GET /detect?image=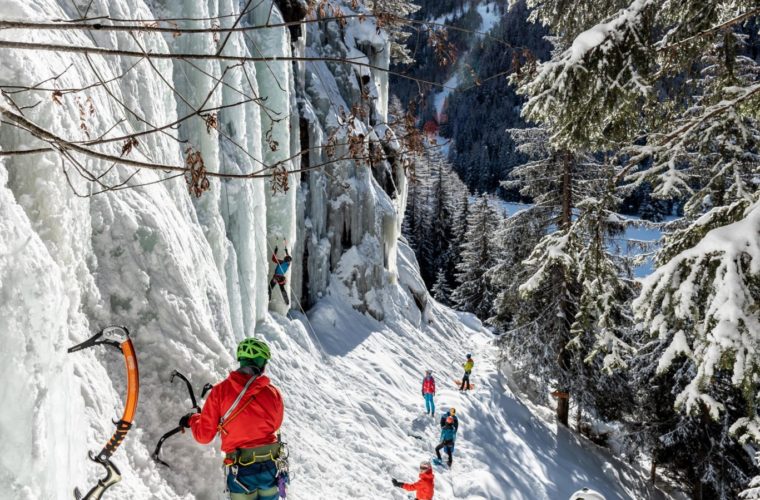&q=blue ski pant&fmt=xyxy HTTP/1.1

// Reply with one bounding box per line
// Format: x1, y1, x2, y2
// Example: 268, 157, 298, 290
424, 393, 435, 414
227, 461, 279, 500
